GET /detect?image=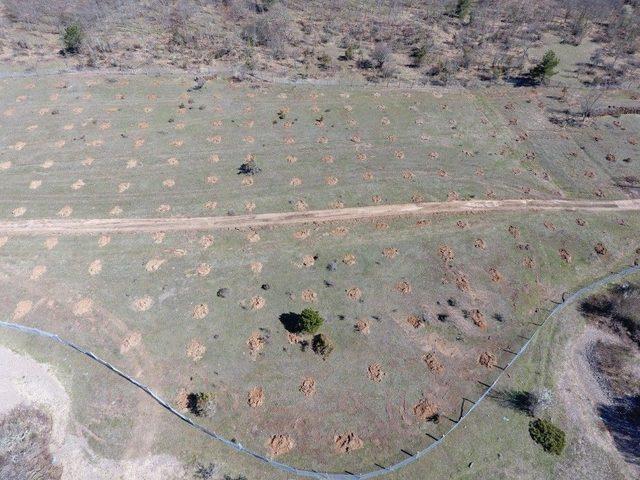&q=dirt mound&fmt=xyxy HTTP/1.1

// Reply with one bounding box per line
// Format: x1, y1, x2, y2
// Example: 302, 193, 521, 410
332, 227, 349, 237
144, 258, 165, 272
594, 242, 607, 255
523, 256, 535, 268
559, 248, 572, 263
301, 289, 317, 303
250, 296, 266, 309
455, 273, 470, 292
199, 235, 214, 249
439, 245, 454, 262
186, 339, 206, 361
470, 309, 487, 329
73, 298, 93, 316
44, 237, 58, 250
413, 397, 439, 420
152, 232, 165, 244
192, 303, 209, 319
375, 222, 388, 230
267, 434, 294, 457
488, 267, 501, 282
299, 377, 316, 397
132, 296, 153, 312
30, 265, 47, 281
294, 230, 310, 240
120, 331, 142, 354
354, 319, 370, 334
247, 332, 266, 357
301, 255, 316, 267
88, 259, 102, 276
478, 351, 497, 368
367, 363, 385, 382
474, 238, 486, 249
508, 225, 520, 238
334, 432, 363, 453
346, 287, 362, 300
423, 352, 444, 374
13, 300, 32, 320
407, 315, 422, 328
395, 281, 412, 294
250, 262, 263, 273
382, 248, 398, 259
342, 254, 356, 265
247, 386, 264, 407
